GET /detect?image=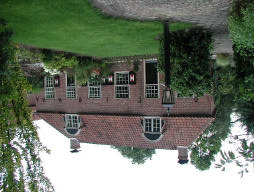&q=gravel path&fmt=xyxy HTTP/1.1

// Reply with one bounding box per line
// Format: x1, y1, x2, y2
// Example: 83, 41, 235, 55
91, 0, 234, 54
